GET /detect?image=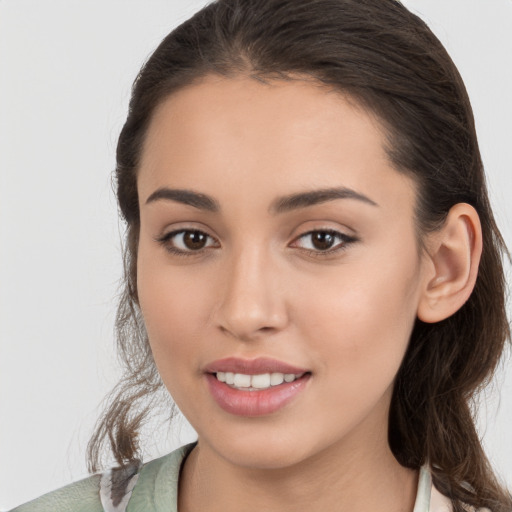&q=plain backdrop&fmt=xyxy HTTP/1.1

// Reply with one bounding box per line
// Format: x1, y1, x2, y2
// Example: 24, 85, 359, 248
0, 0, 511, 509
